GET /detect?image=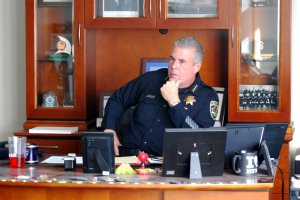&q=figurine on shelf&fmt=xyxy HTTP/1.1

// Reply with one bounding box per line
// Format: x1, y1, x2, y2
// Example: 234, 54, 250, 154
49, 34, 73, 62
53, 35, 72, 55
